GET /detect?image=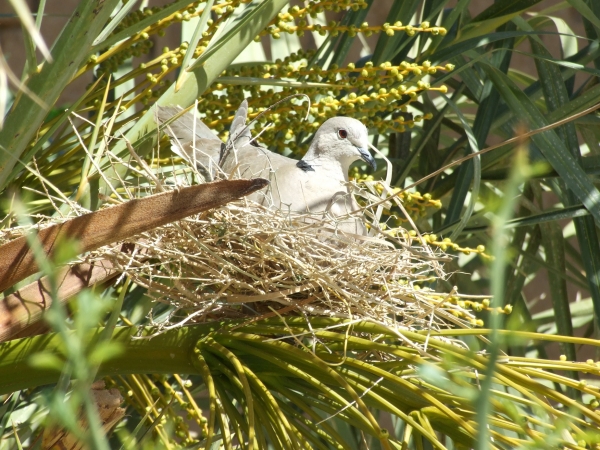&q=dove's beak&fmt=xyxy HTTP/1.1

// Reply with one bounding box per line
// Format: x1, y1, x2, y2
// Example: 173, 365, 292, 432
357, 147, 377, 171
